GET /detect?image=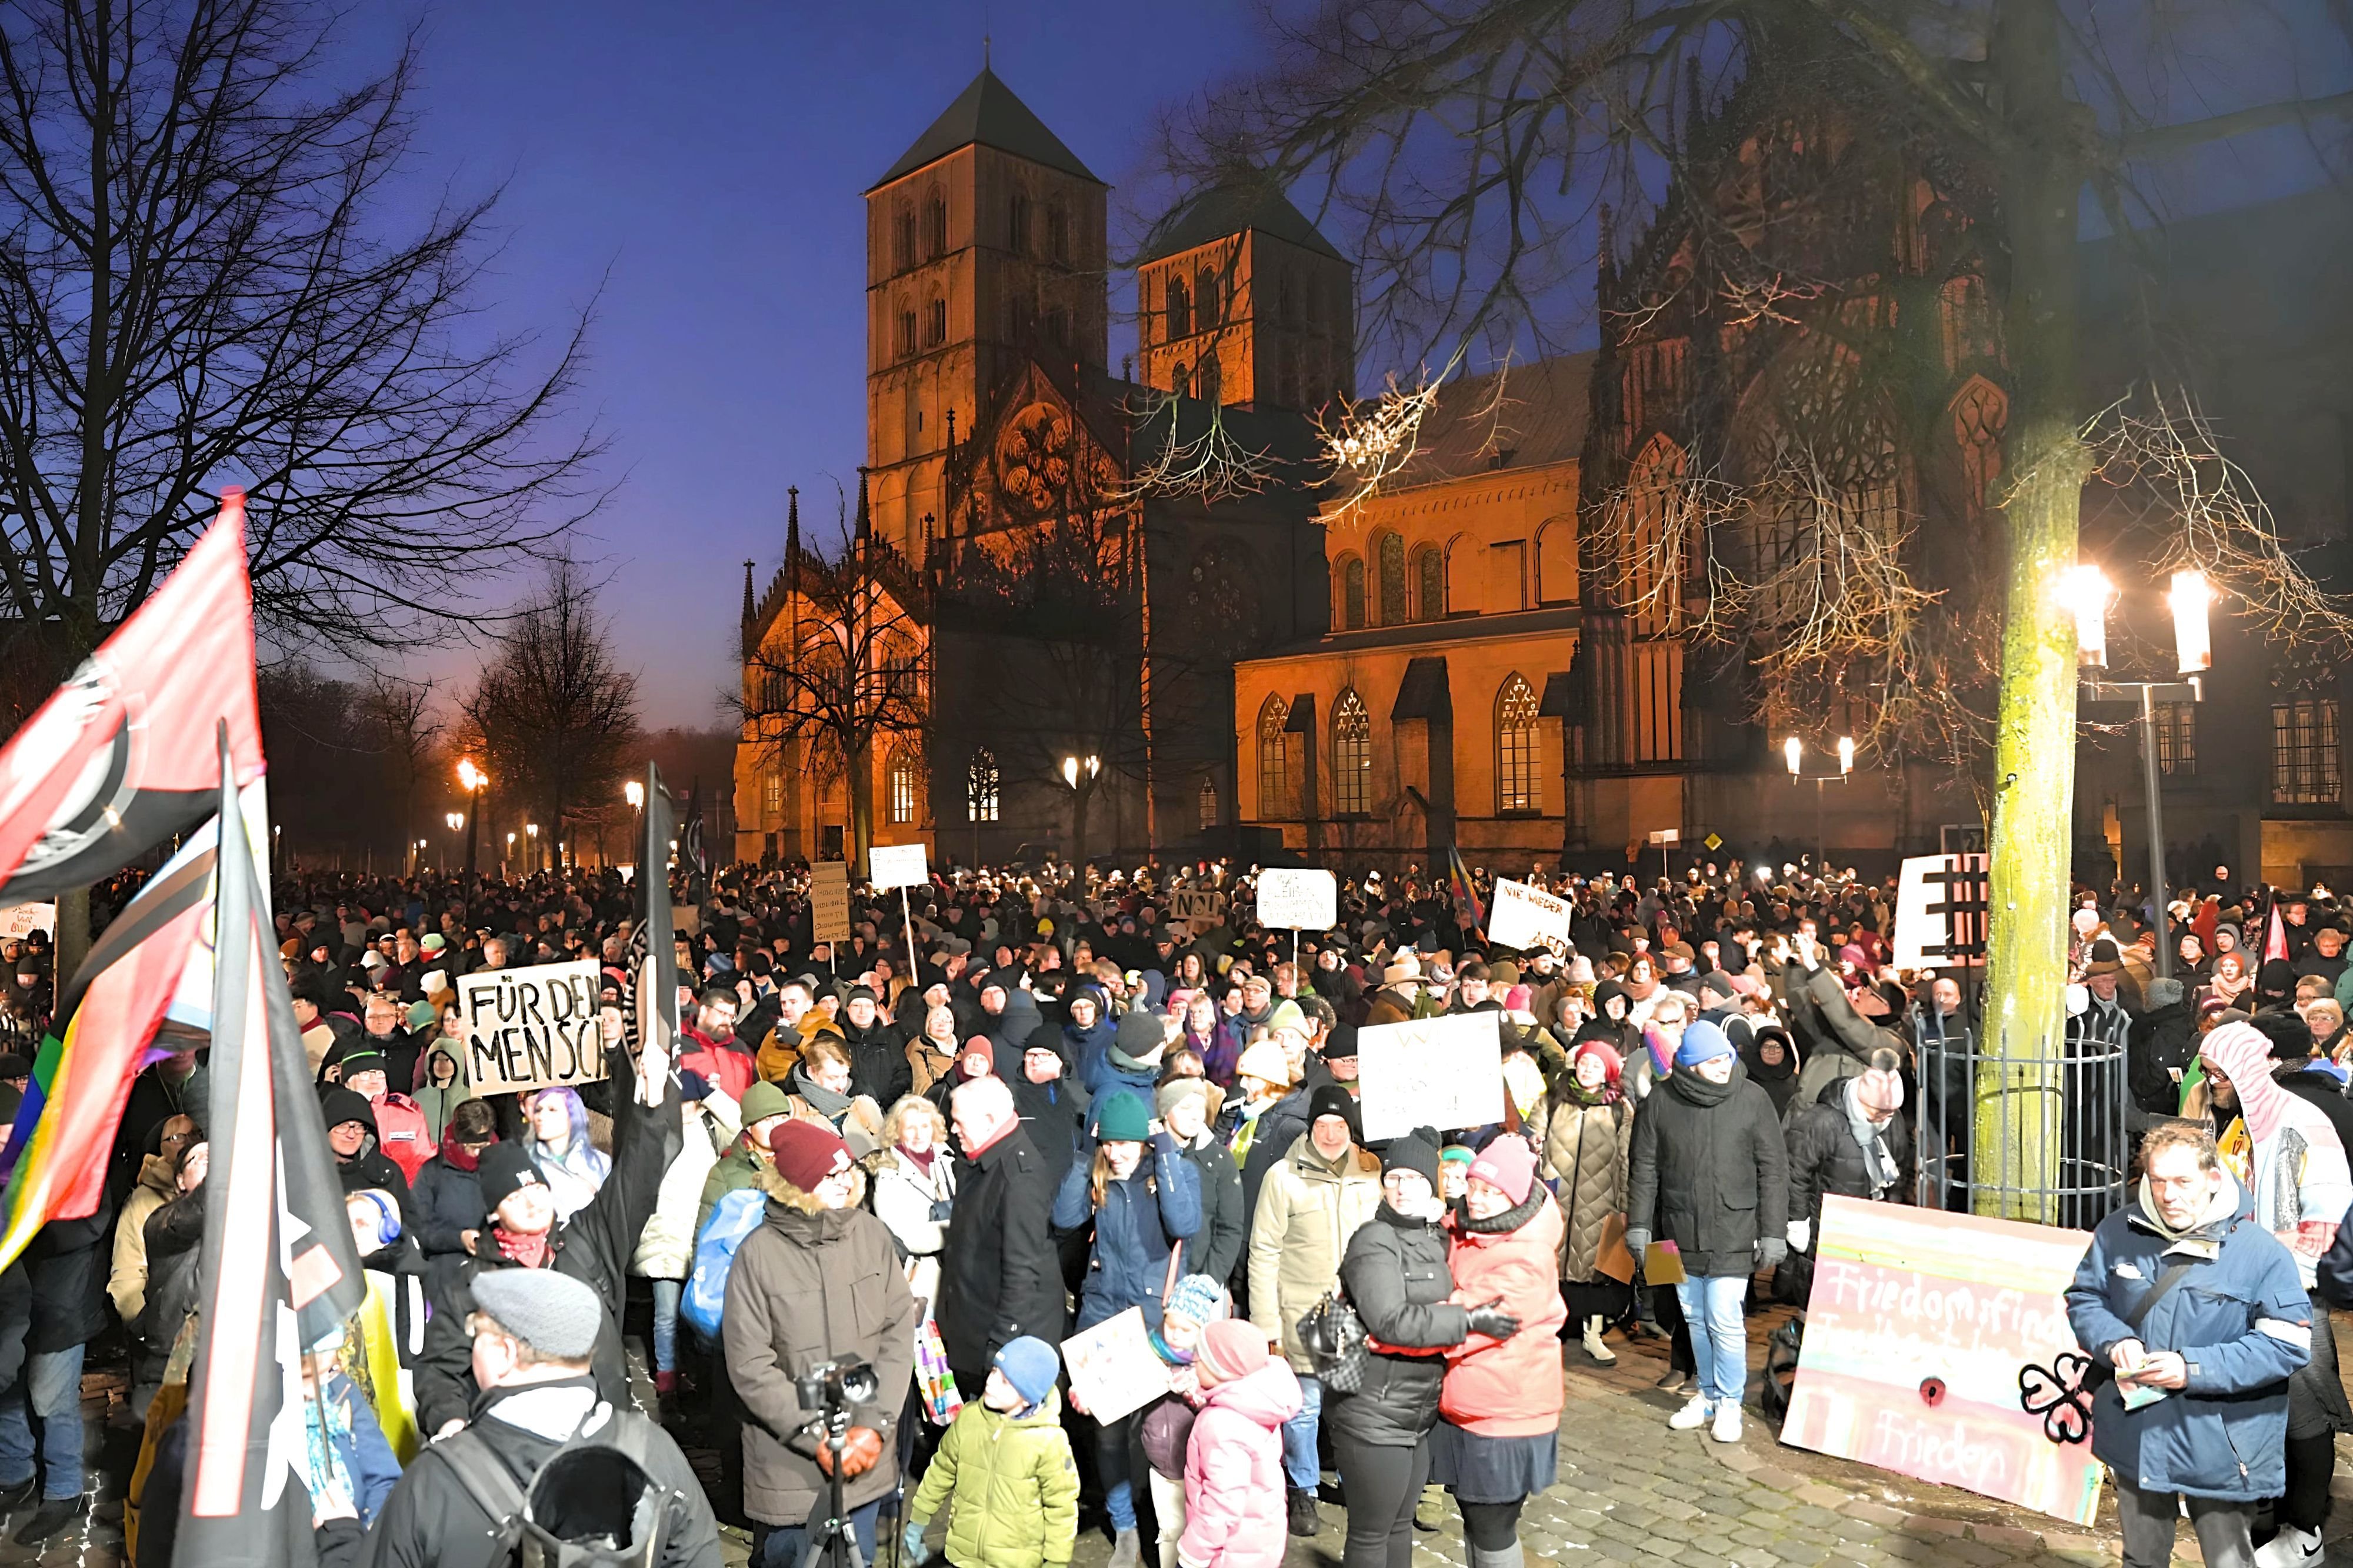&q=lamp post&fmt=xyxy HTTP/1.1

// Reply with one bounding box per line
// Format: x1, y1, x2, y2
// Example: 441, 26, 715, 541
504, 831, 515, 879
525, 822, 539, 876
456, 758, 487, 875
444, 813, 463, 875
1785, 735, 1855, 873
2066, 564, 2212, 981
